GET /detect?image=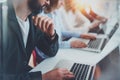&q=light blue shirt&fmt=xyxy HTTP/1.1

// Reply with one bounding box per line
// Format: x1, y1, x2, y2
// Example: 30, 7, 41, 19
41, 10, 82, 48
